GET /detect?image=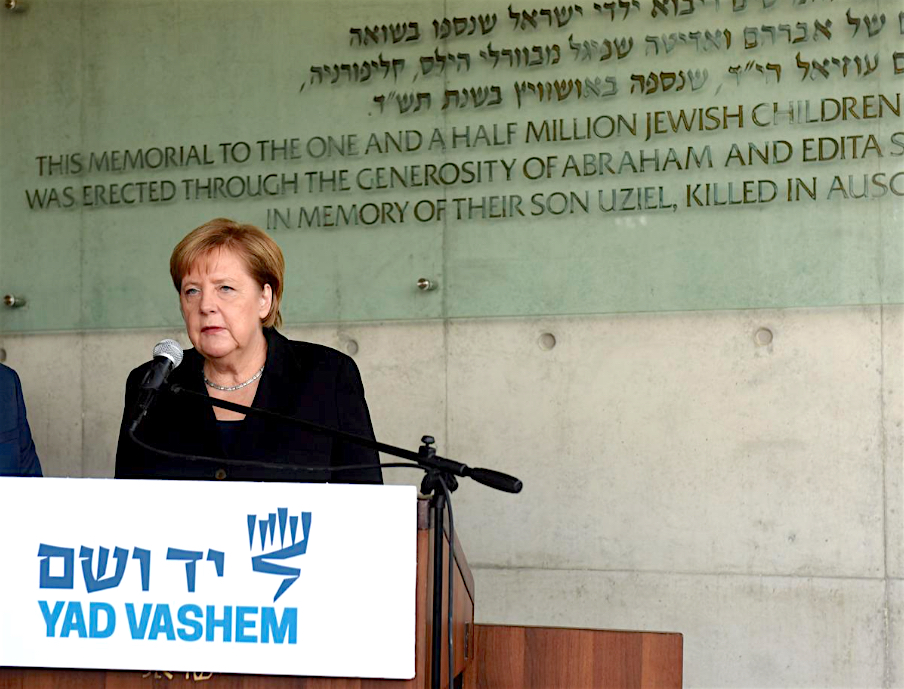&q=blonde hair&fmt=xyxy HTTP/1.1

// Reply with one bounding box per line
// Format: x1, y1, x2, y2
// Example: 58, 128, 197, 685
170, 218, 285, 328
